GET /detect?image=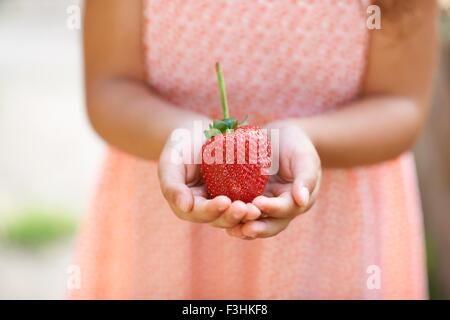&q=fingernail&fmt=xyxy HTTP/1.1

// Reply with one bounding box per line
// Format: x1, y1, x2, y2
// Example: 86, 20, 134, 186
300, 187, 310, 206
252, 199, 265, 210
246, 227, 261, 239
247, 233, 257, 239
